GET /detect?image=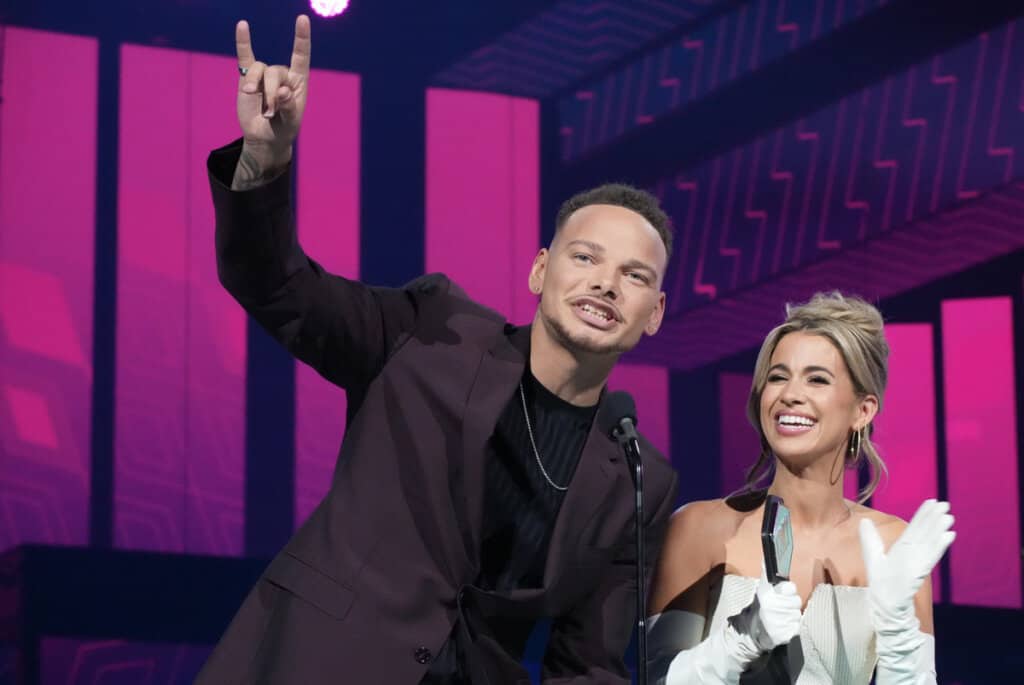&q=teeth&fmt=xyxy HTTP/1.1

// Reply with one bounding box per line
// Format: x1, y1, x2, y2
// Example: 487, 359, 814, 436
778, 415, 815, 427
580, 303, 611, 321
